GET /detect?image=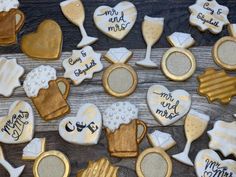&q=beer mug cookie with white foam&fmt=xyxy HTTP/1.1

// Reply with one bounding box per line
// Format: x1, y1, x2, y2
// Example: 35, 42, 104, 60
103, 102, 147, 158
23, 65, 70, 121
